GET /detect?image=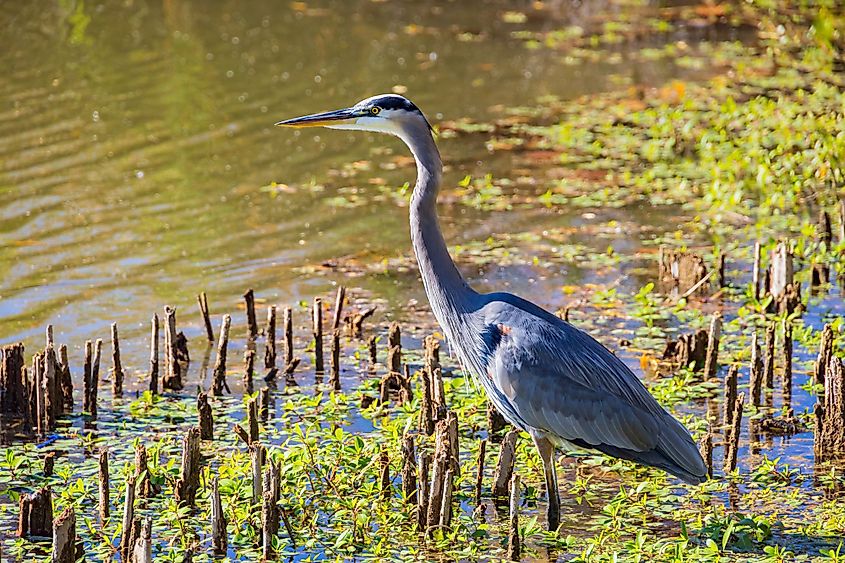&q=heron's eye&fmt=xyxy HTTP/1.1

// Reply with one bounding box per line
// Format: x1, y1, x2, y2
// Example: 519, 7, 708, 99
370, 106, 381, 115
